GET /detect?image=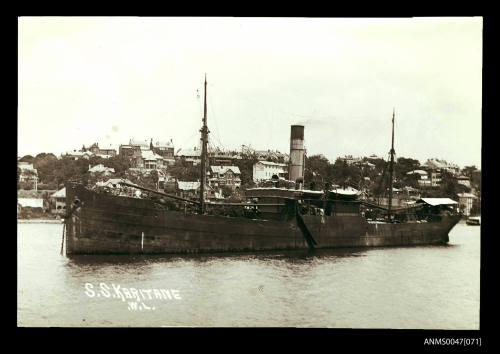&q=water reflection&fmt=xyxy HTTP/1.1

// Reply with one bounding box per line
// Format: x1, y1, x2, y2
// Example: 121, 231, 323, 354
65, 247, 368, 267
18, 222, 480, 328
